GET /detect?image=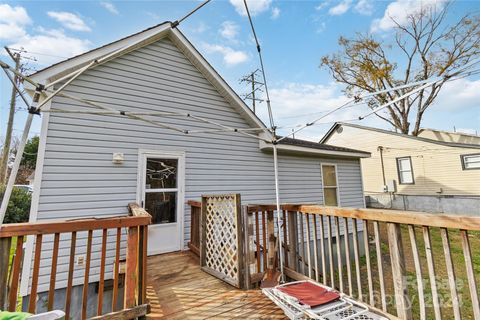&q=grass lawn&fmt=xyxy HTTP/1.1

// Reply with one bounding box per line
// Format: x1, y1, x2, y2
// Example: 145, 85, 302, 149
341, 223, 480, 320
